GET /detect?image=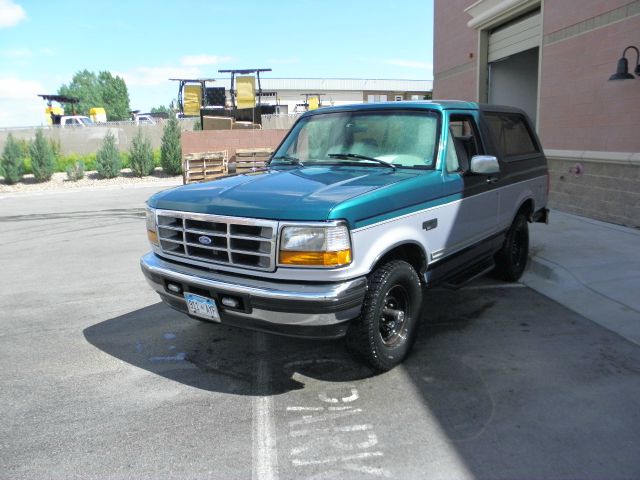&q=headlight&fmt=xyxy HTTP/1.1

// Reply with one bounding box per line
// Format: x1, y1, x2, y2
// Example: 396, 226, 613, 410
279, 224, 351, 267
145, 207, 159, 245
